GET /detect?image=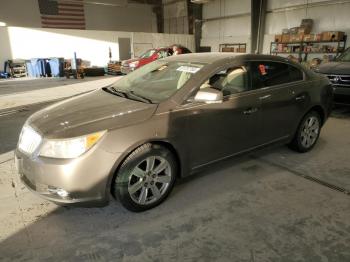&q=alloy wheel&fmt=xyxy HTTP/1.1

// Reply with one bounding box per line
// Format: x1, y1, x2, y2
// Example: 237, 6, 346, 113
128, 156, 172, 205
300, 116, 320, 148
